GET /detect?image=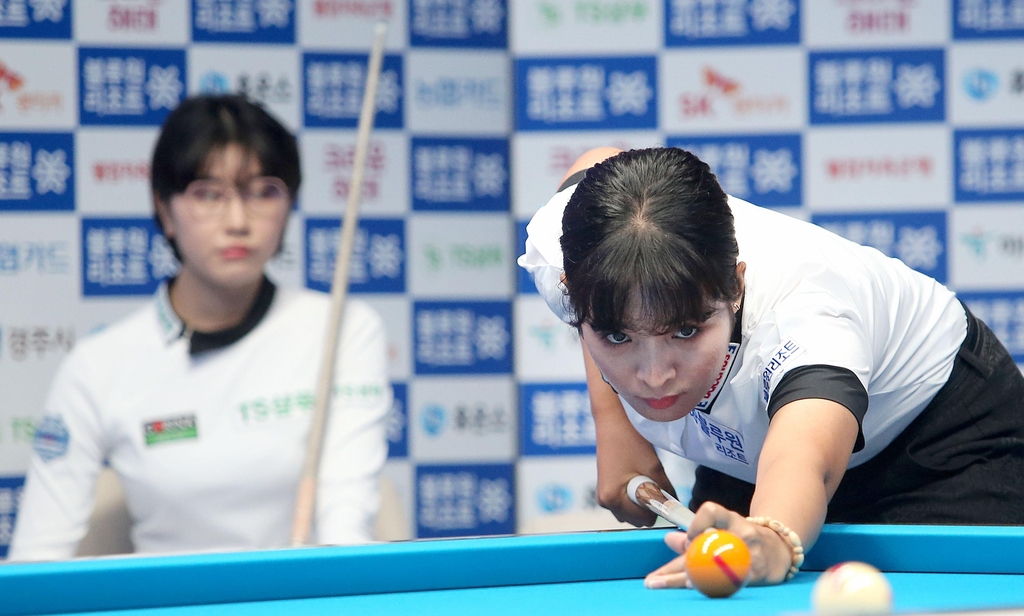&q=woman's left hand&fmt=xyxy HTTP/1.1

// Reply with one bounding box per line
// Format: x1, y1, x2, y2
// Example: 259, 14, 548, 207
643, 501, 793, 589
